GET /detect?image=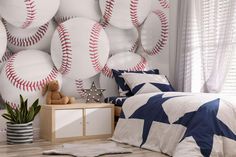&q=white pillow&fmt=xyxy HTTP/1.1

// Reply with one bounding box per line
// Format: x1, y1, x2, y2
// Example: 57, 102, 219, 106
122, 73, 175, 95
